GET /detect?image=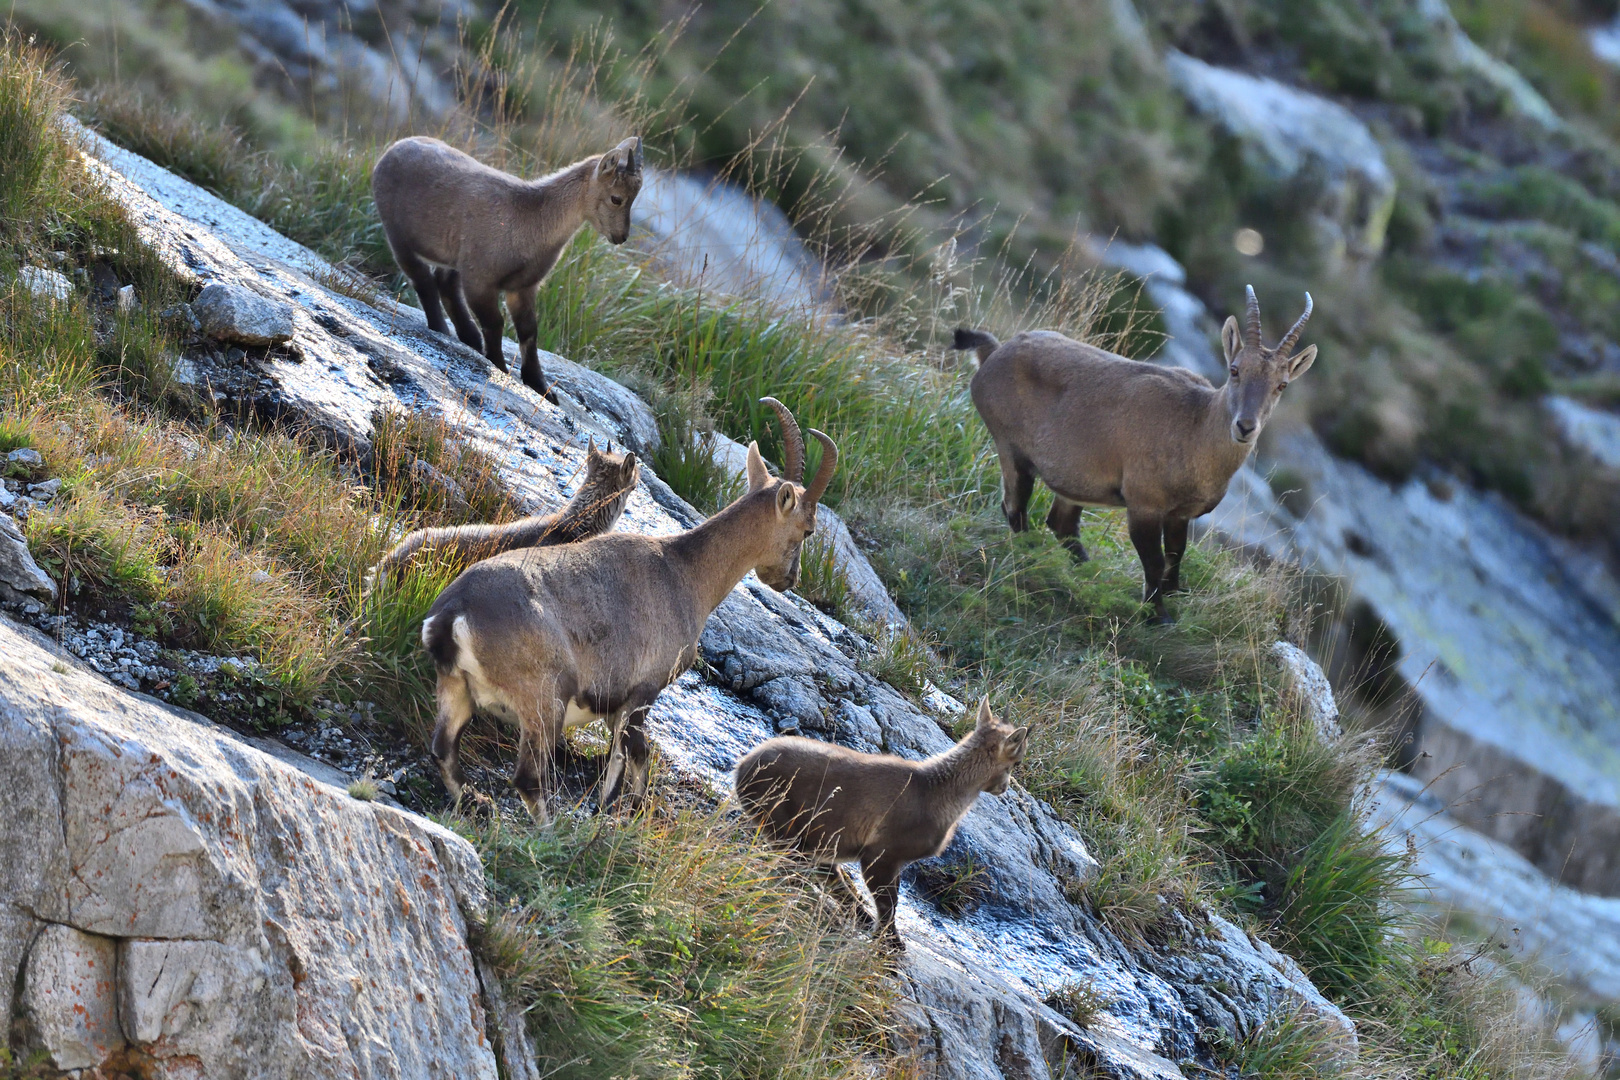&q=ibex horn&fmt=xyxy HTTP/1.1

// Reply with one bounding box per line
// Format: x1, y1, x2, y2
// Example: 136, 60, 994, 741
1244, 284, 1262, 349
760, 396, 804, 482
804, 429, 838, 506
1277, 292, 1314, 357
